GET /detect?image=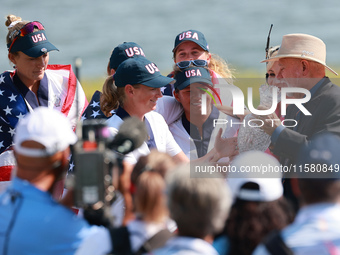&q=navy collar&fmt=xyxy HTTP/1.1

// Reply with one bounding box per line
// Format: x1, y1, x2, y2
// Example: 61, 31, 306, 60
13, 73, 49, 108
115, 106, 131, 120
